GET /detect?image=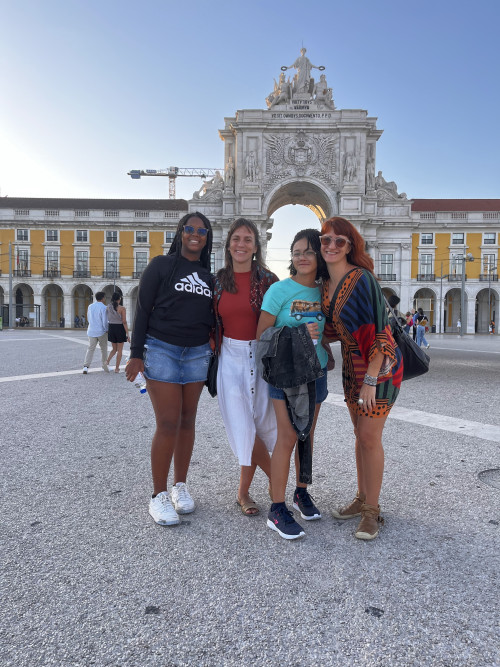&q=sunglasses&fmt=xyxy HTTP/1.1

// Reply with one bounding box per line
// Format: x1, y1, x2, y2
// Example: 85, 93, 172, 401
319, 235, 350, 248
183, 225, 208, 237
